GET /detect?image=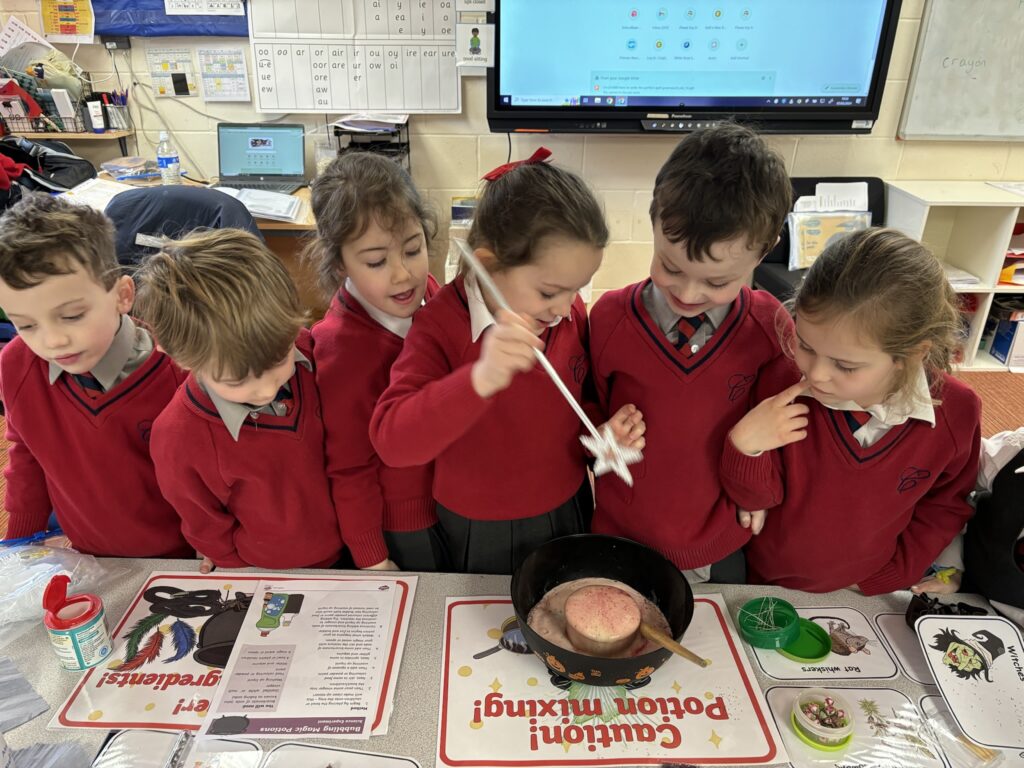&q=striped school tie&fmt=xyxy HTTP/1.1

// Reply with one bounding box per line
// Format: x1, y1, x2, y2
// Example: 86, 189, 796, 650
244, 384, 293, 416
72, 373, 104, 392
674, 313, 706, 355
843, 409, 873, 433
